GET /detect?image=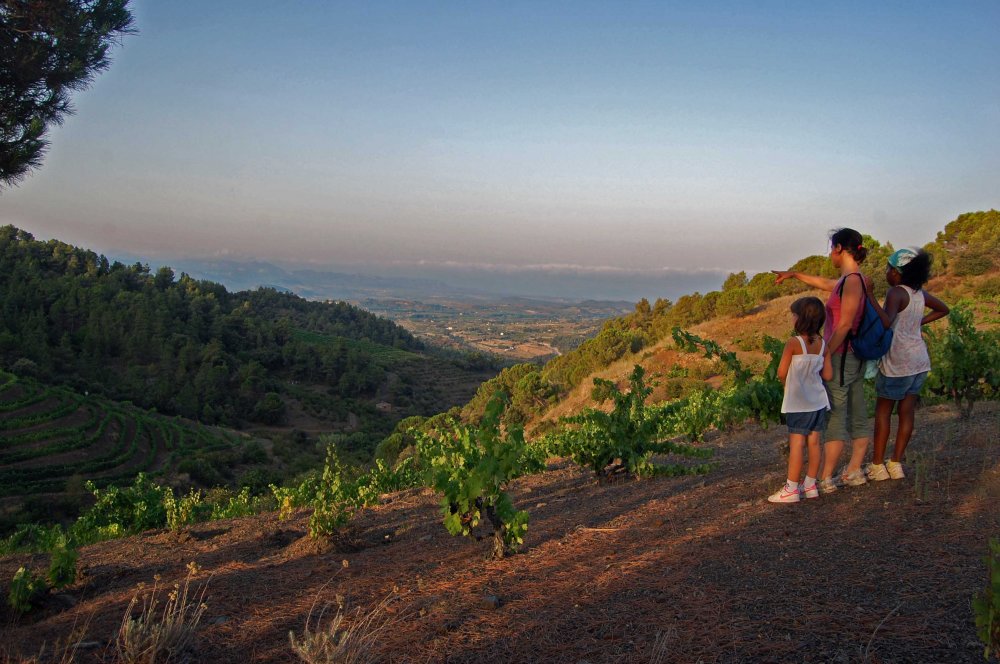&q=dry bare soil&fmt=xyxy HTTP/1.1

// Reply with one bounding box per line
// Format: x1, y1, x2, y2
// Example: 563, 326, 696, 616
2, 402, 998, 663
